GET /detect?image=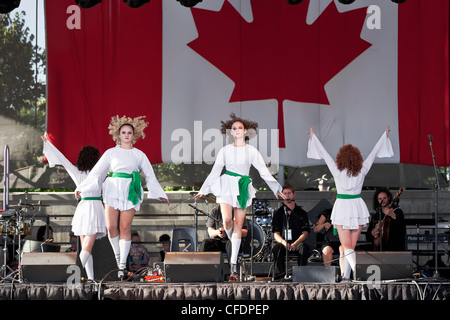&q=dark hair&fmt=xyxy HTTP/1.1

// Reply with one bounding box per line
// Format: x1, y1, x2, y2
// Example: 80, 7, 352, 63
37, 226, 53, 241
372, 187, 393, 211
159, 234, 171, 242
282, 184, 296, 194
220, 113, 258, 141
76, 145, 100, 172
